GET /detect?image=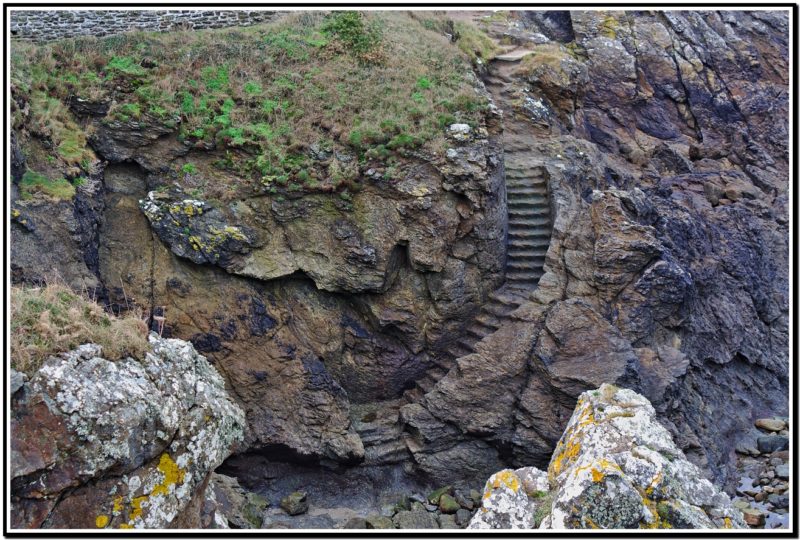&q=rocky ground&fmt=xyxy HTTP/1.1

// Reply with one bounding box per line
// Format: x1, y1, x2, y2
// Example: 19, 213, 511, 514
732, 417, 790, 529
